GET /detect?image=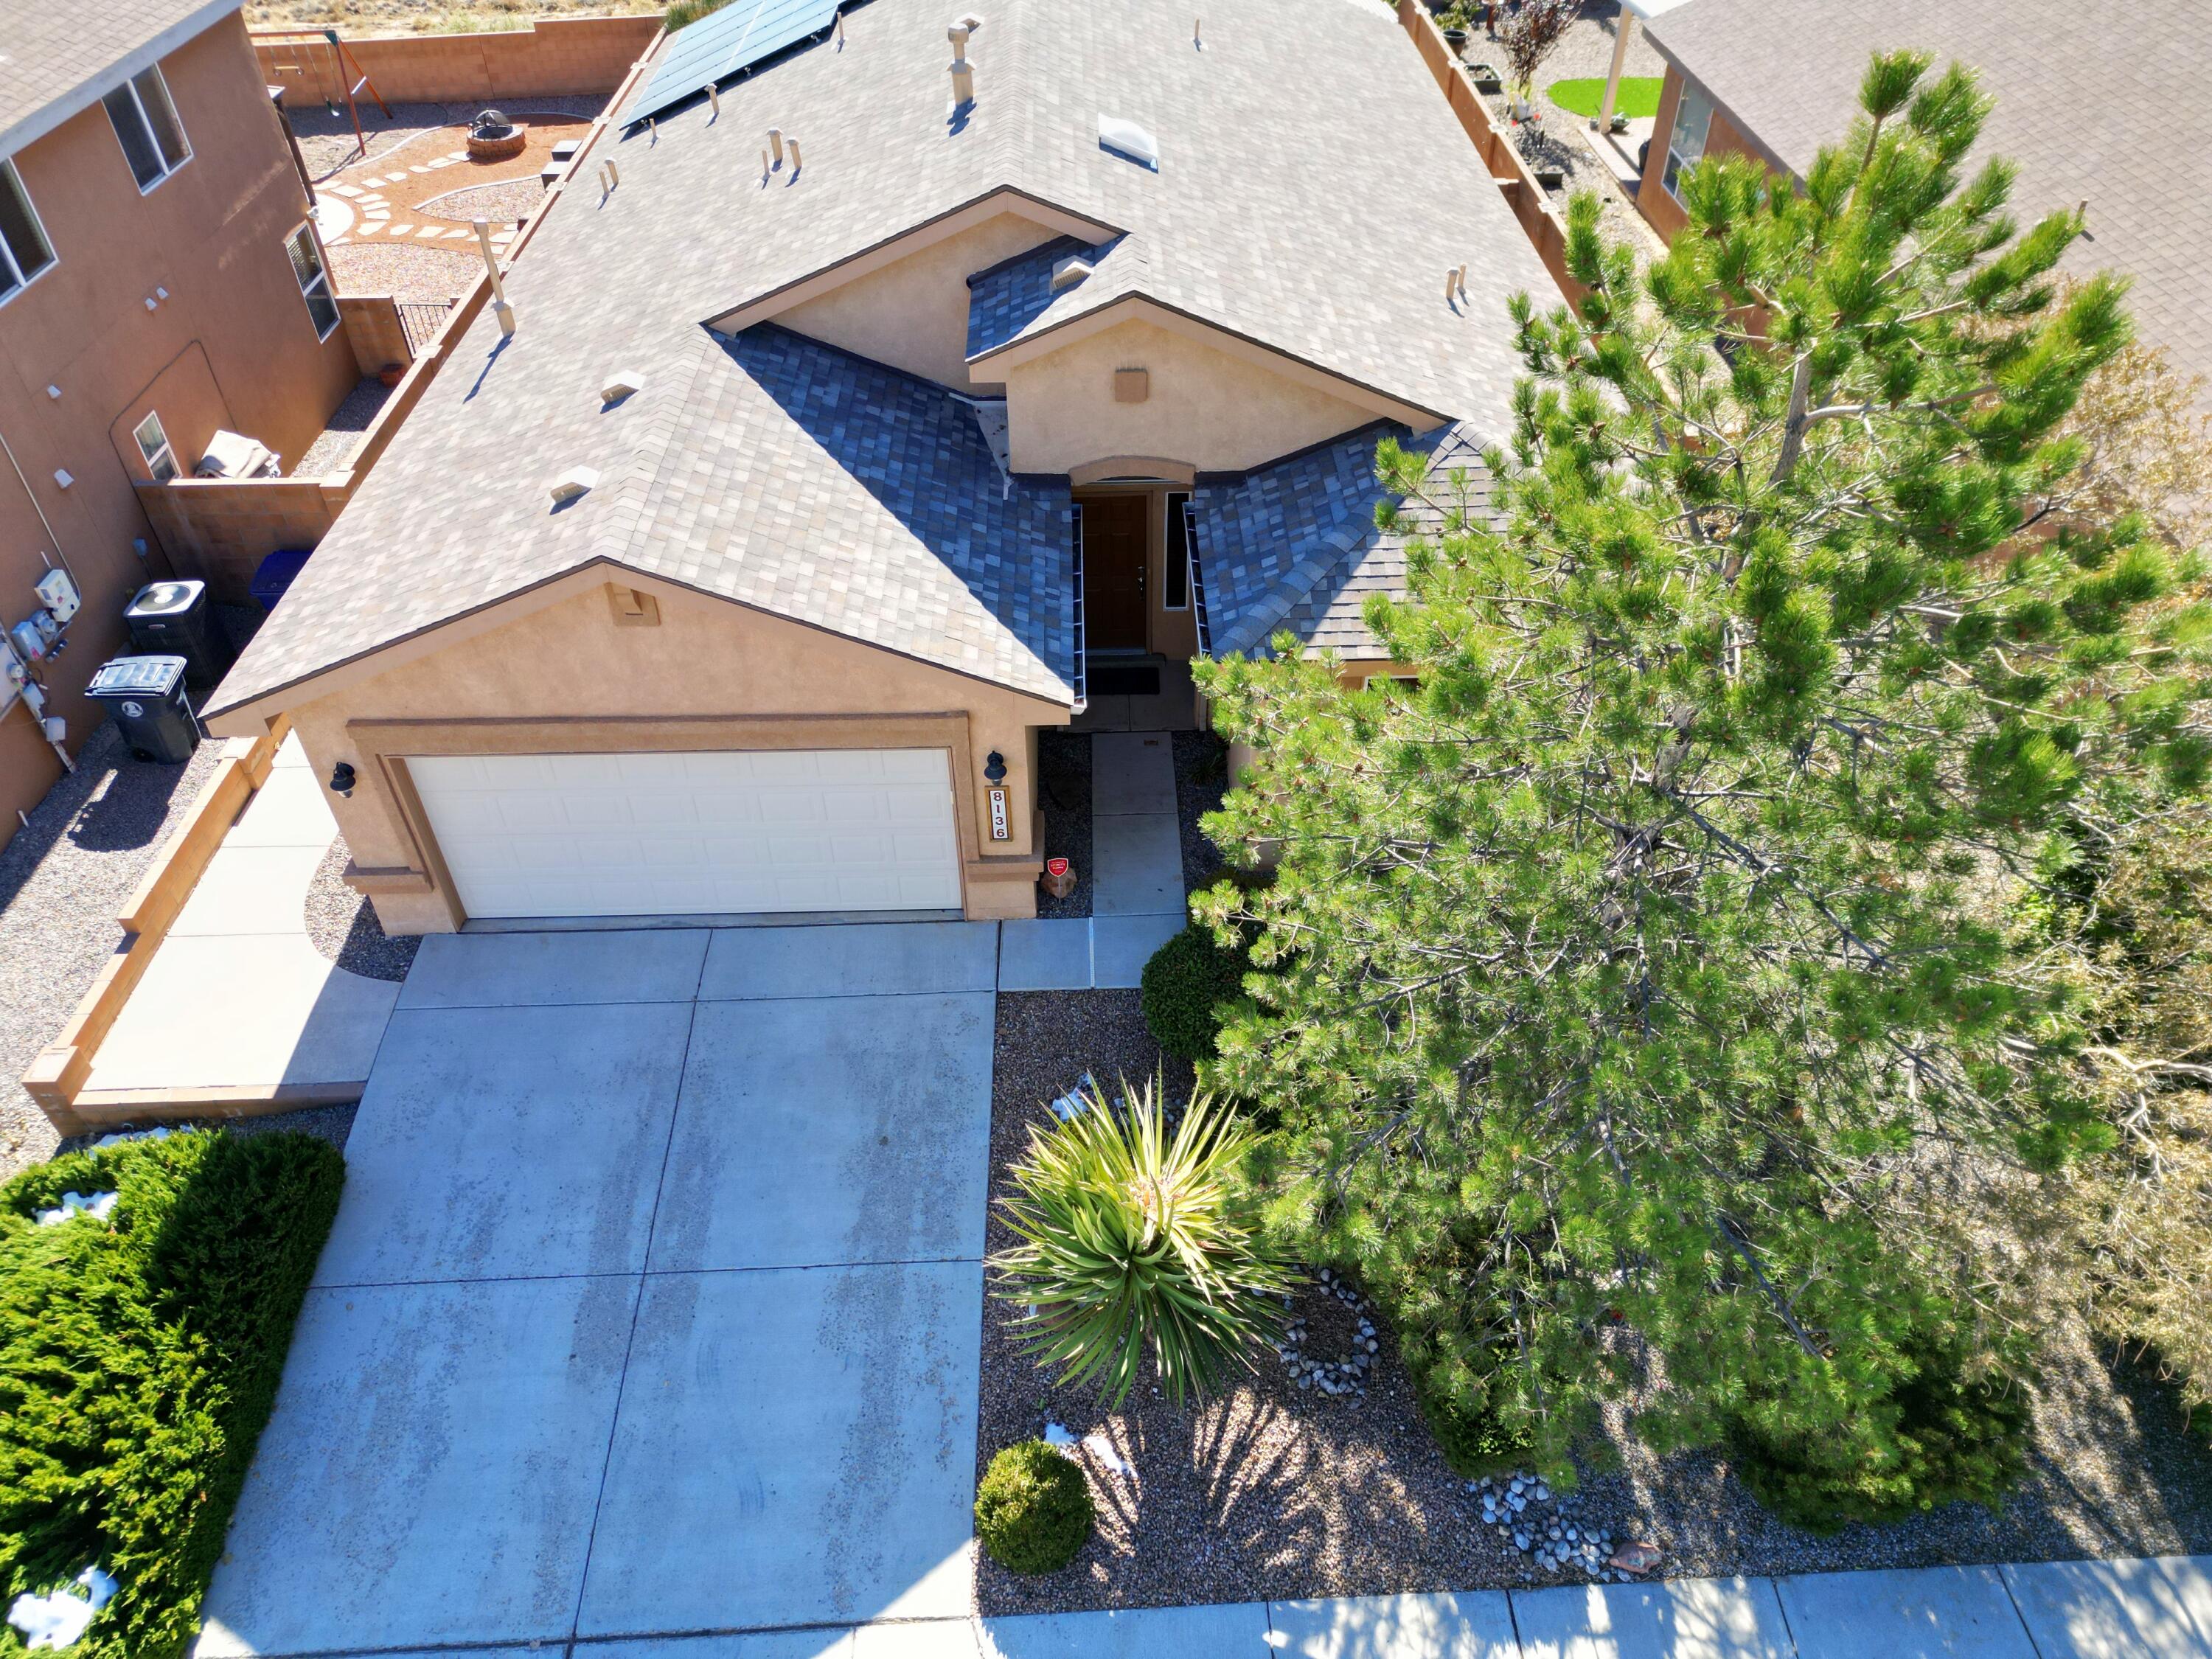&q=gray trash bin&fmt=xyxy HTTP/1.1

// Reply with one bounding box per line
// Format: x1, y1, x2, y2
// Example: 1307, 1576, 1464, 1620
86, 655, 200, 763
125, 580, 228, 684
